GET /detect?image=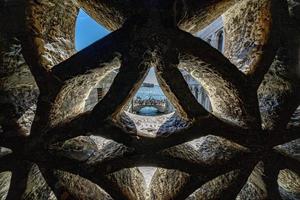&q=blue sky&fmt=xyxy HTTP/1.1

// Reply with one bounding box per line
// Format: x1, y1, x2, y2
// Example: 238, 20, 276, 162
75, 9, 157, 84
